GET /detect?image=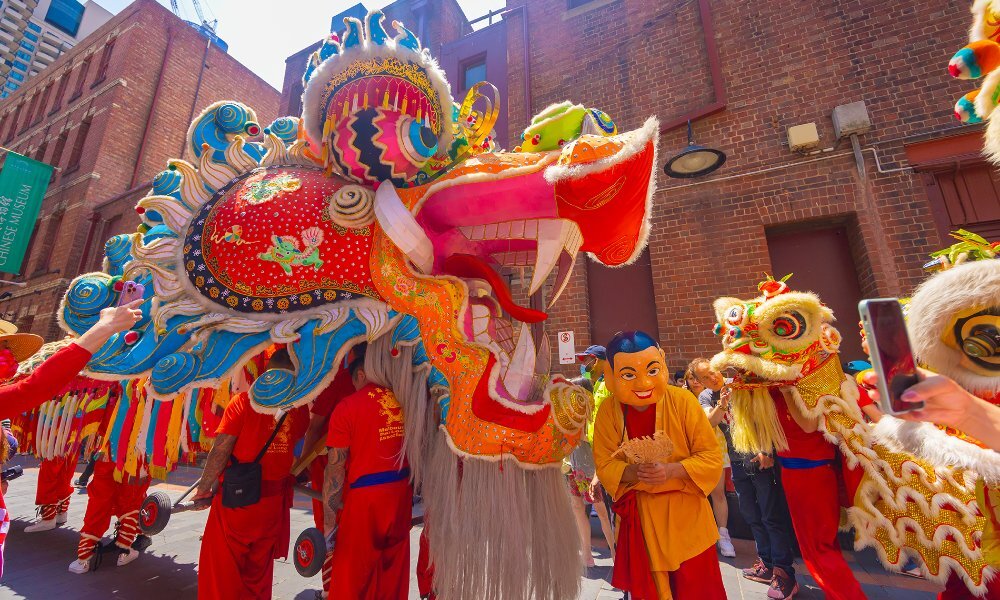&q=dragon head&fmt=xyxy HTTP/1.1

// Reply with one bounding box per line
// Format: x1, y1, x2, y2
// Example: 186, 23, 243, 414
58, 11, 659, 470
